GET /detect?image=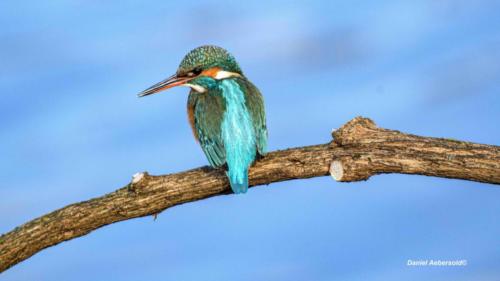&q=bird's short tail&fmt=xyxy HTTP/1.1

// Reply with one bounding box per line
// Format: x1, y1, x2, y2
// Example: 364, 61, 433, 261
227, 169, 249, 194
